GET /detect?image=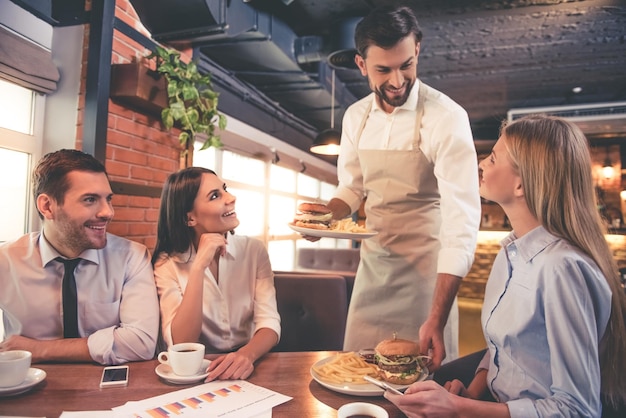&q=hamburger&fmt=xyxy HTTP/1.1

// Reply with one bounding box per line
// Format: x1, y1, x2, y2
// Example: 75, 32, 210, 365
374, 338, 423, 385
294, 202, 333, 230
